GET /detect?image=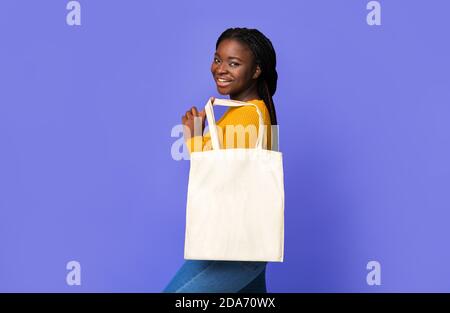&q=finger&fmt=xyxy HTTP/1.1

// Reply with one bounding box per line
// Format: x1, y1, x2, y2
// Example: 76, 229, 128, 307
191, 106, 199, 116
181, 115, 187, 124
186, 111, 193, 119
